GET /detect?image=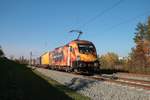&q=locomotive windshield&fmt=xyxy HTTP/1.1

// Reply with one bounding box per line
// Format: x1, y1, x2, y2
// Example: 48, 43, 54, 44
78, 43, 95, 54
